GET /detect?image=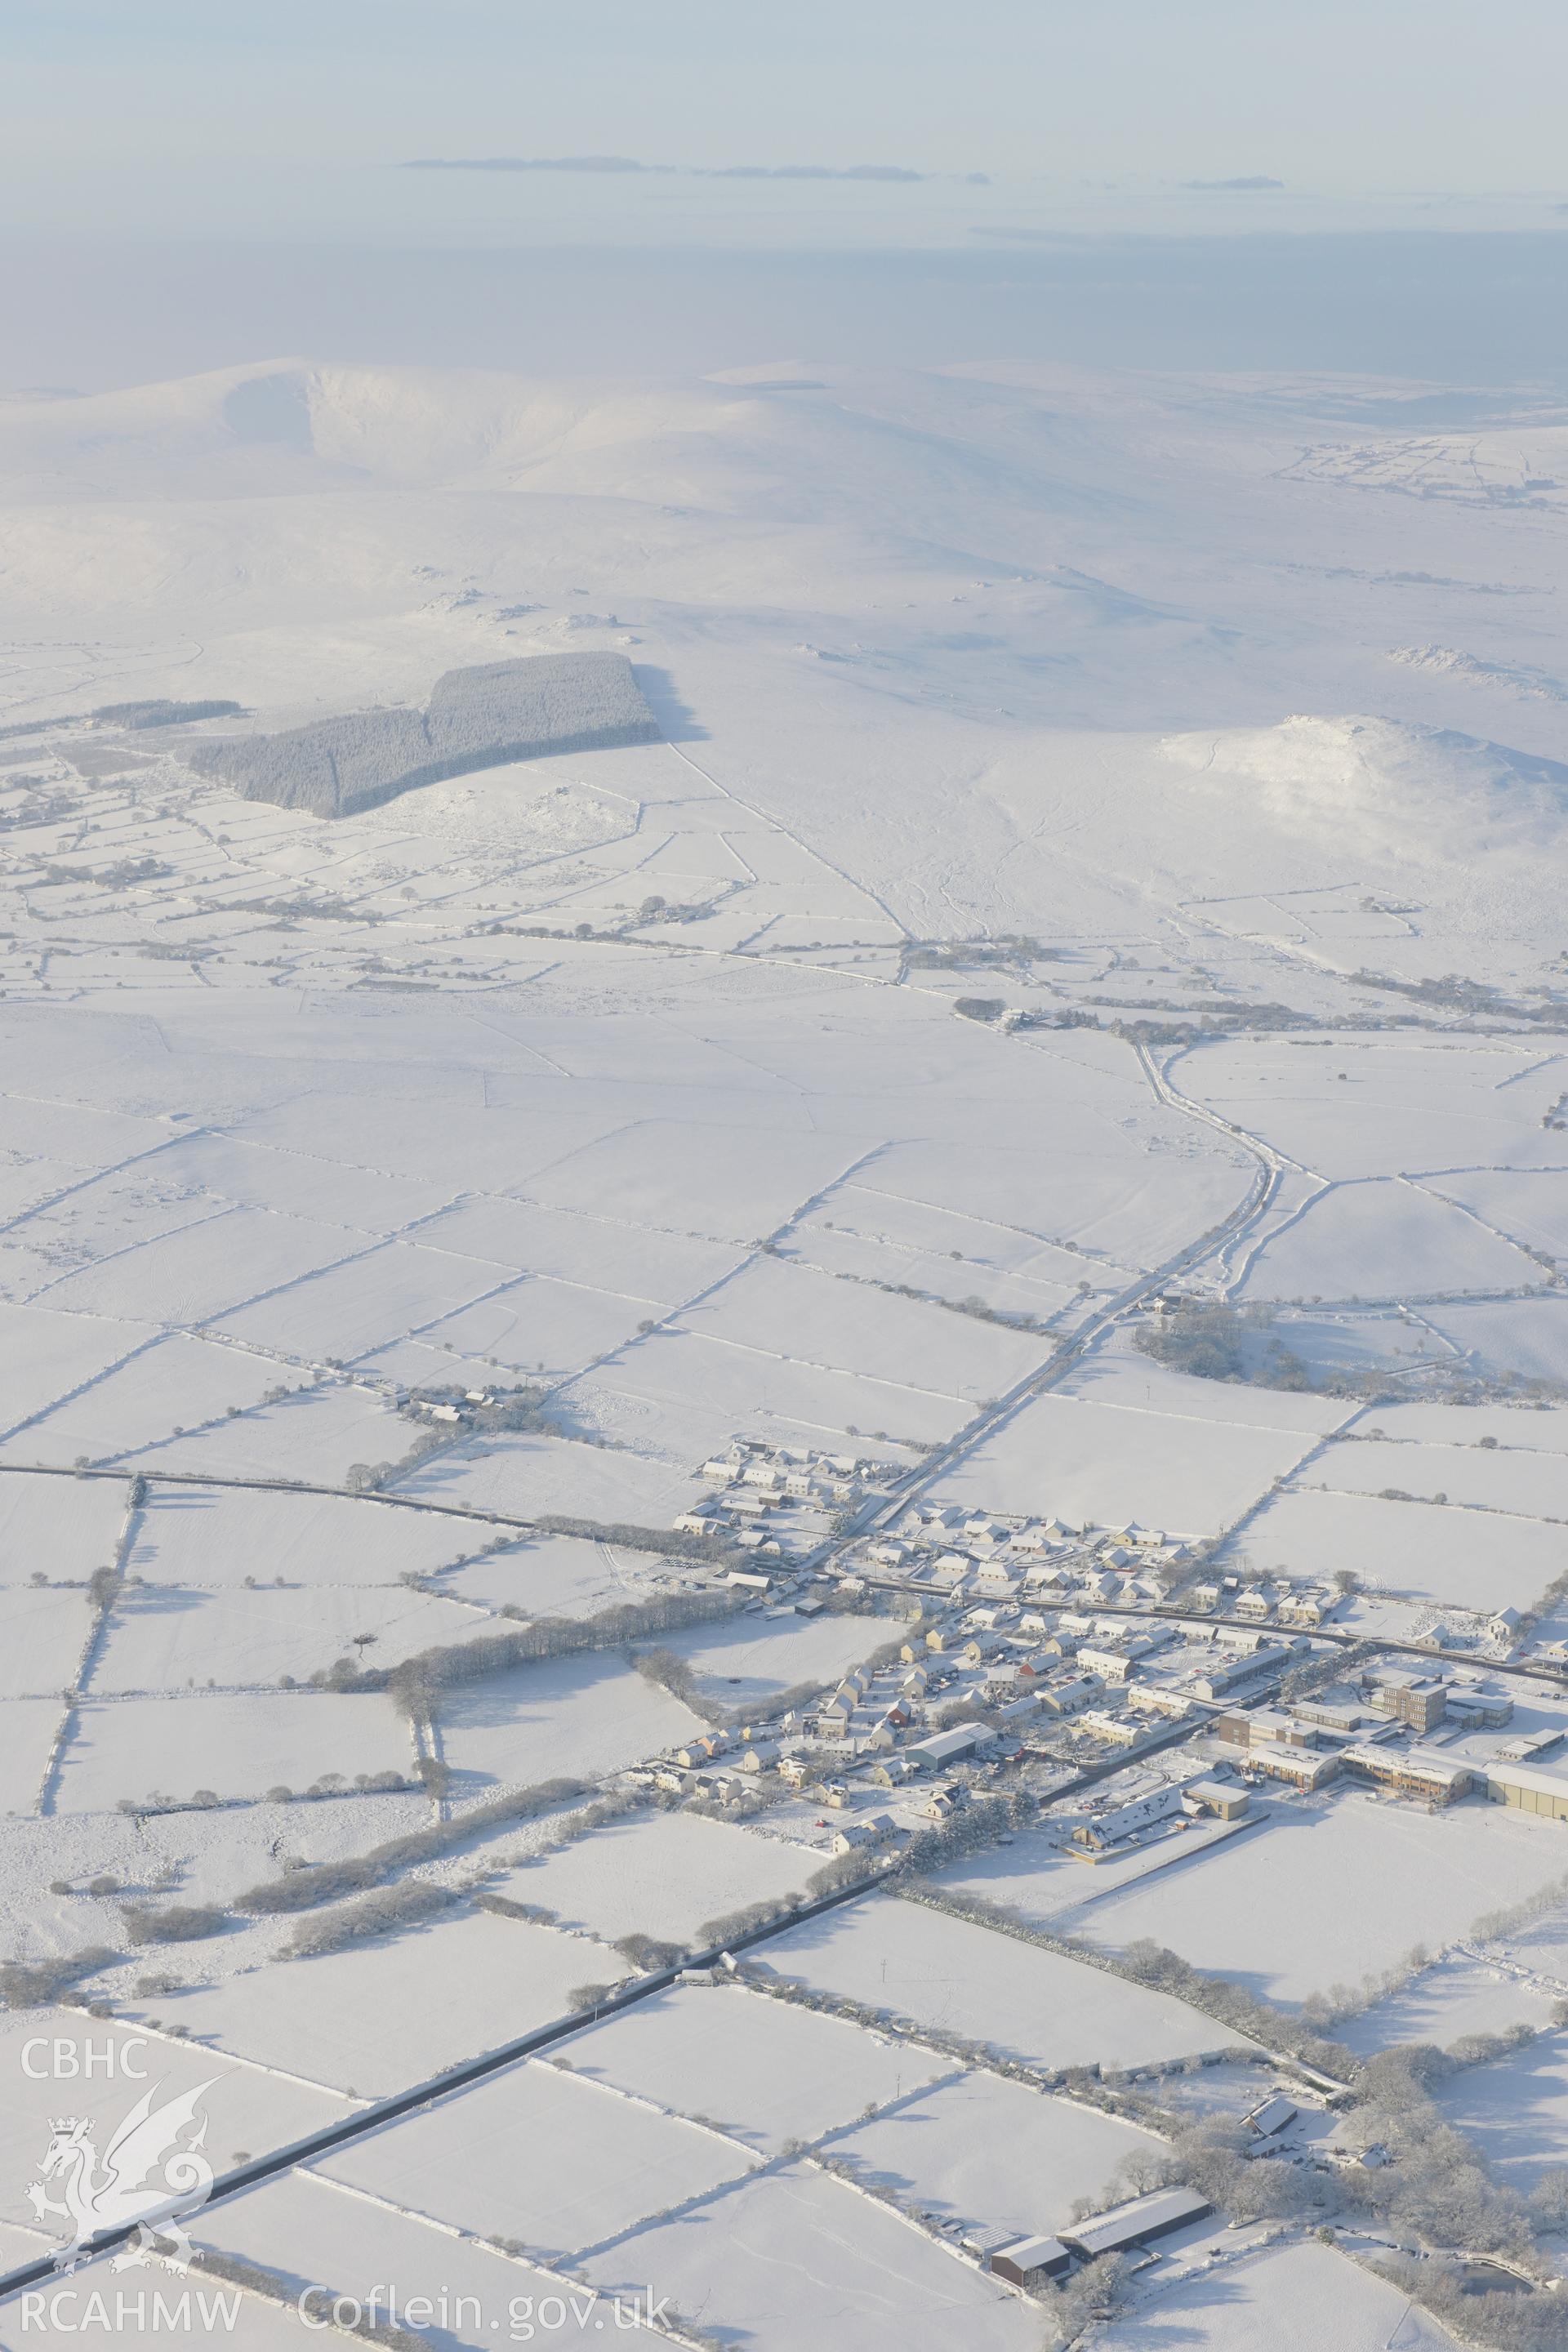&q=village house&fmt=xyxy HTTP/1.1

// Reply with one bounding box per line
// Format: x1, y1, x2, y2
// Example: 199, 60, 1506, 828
1277, 1591, 1330, 1629
918, 1780, 964, 1820
1080, 1708, 1143, 1747
1077, 1643, 1140, 1682
675, 1735, 728, 1768
830, 1812, 896, 1855
1036, 1673, 1101, 1717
